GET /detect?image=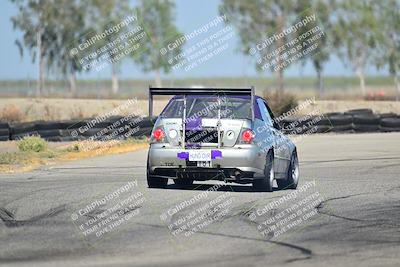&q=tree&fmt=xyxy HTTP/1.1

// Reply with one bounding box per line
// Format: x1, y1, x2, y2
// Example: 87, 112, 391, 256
133, 0, 184, 87
52, 0, 86, 94
10, 0, 59, 96
331, 0, 381, 96
10, 0, 87, 95
220, 1, 302, 97
375, 0, 400, 101
296, 0, 332, 97
86, 0, 131, 94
